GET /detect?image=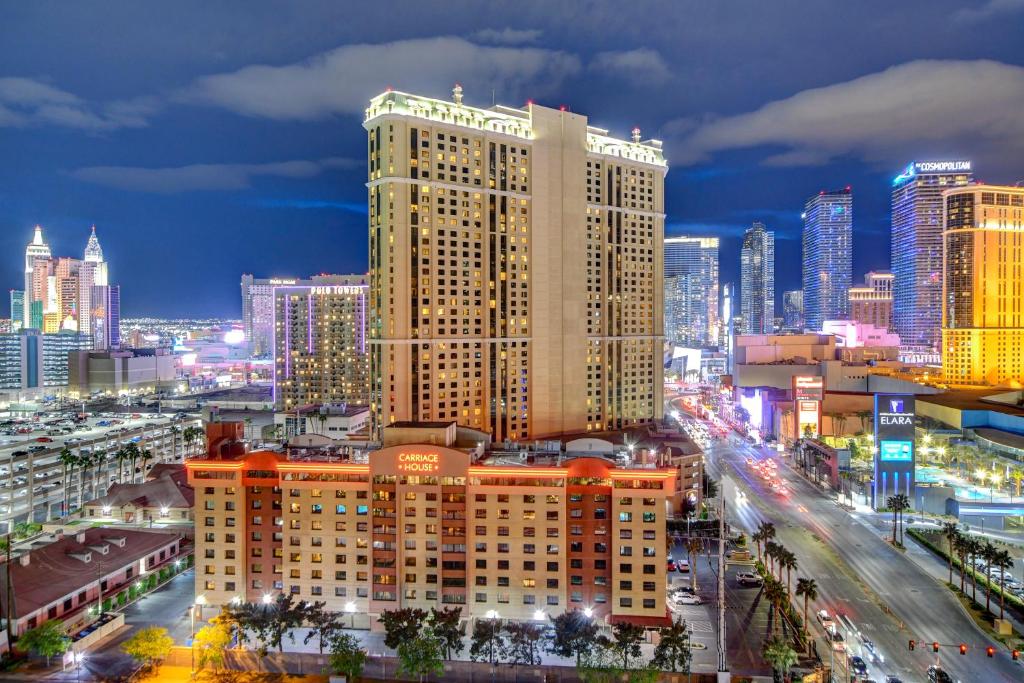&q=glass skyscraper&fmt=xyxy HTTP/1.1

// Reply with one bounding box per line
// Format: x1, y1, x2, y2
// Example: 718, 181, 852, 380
891, 161, 973, 349
802, 188, 852, 331
740, 222, 774, 335
663, 236, 720, 346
